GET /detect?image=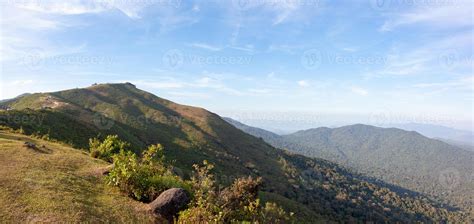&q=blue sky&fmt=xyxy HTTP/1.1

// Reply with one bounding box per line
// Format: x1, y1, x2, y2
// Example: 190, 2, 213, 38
0, 0, 473, 130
